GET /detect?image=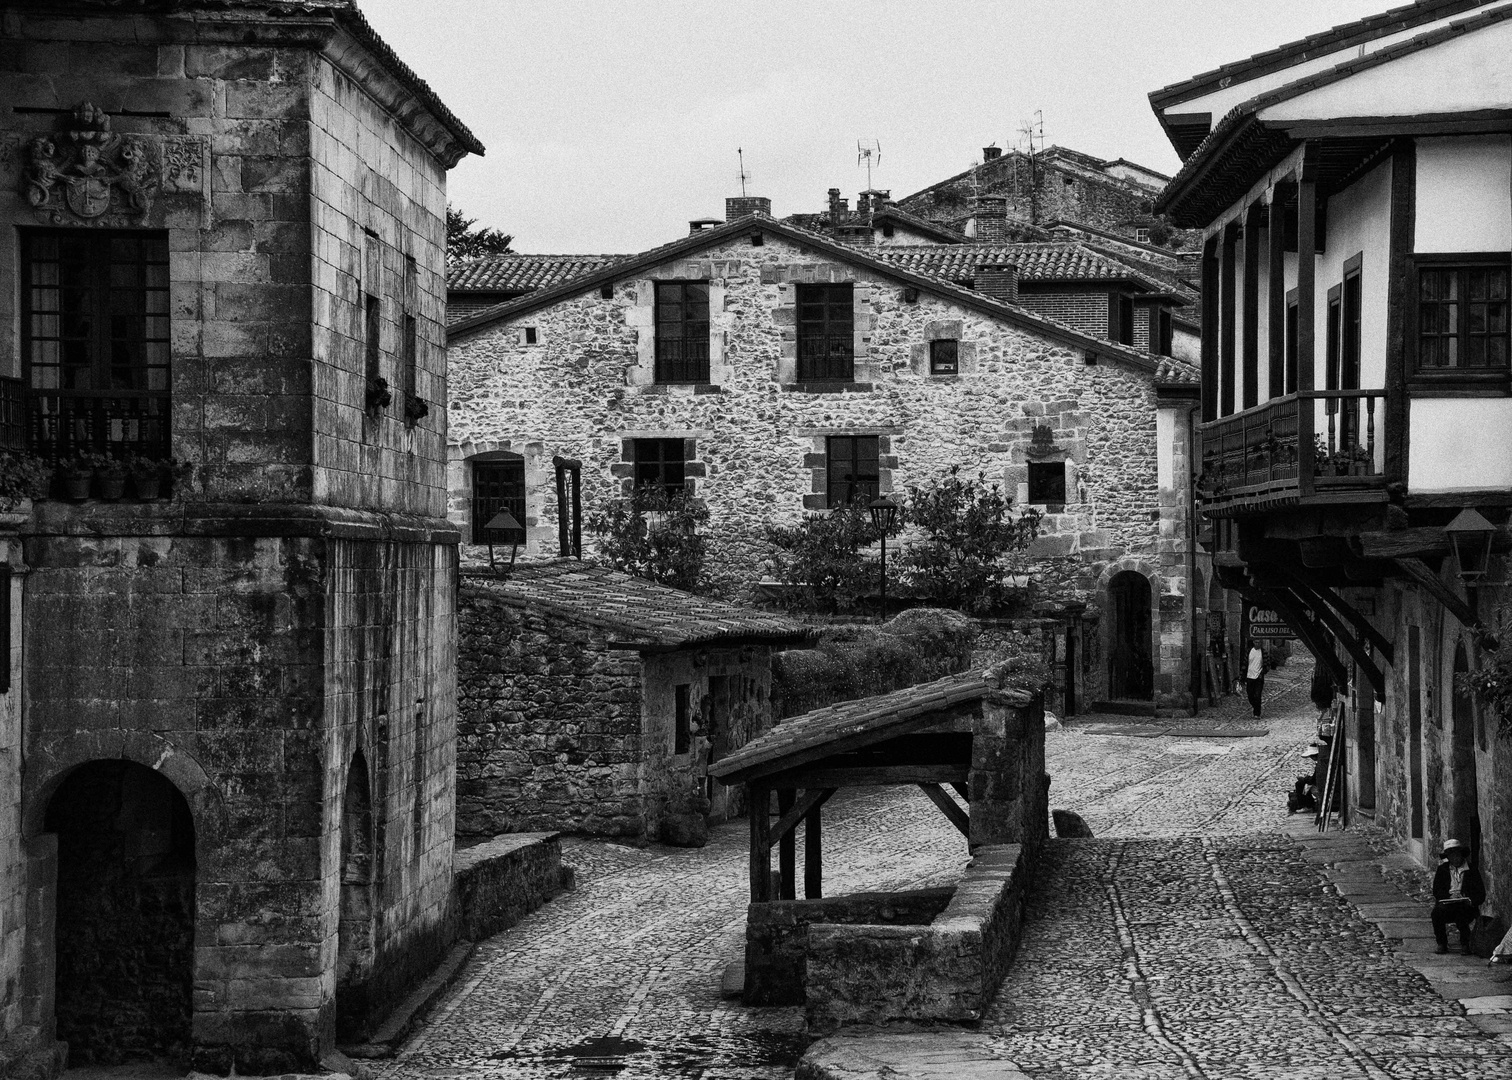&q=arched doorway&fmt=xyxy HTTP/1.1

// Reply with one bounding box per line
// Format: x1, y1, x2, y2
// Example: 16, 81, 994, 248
1108, 571, 1153, 700
1451, 641, 1480, 856
336, 751, 376, 1042
45, 760, 196, 1065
